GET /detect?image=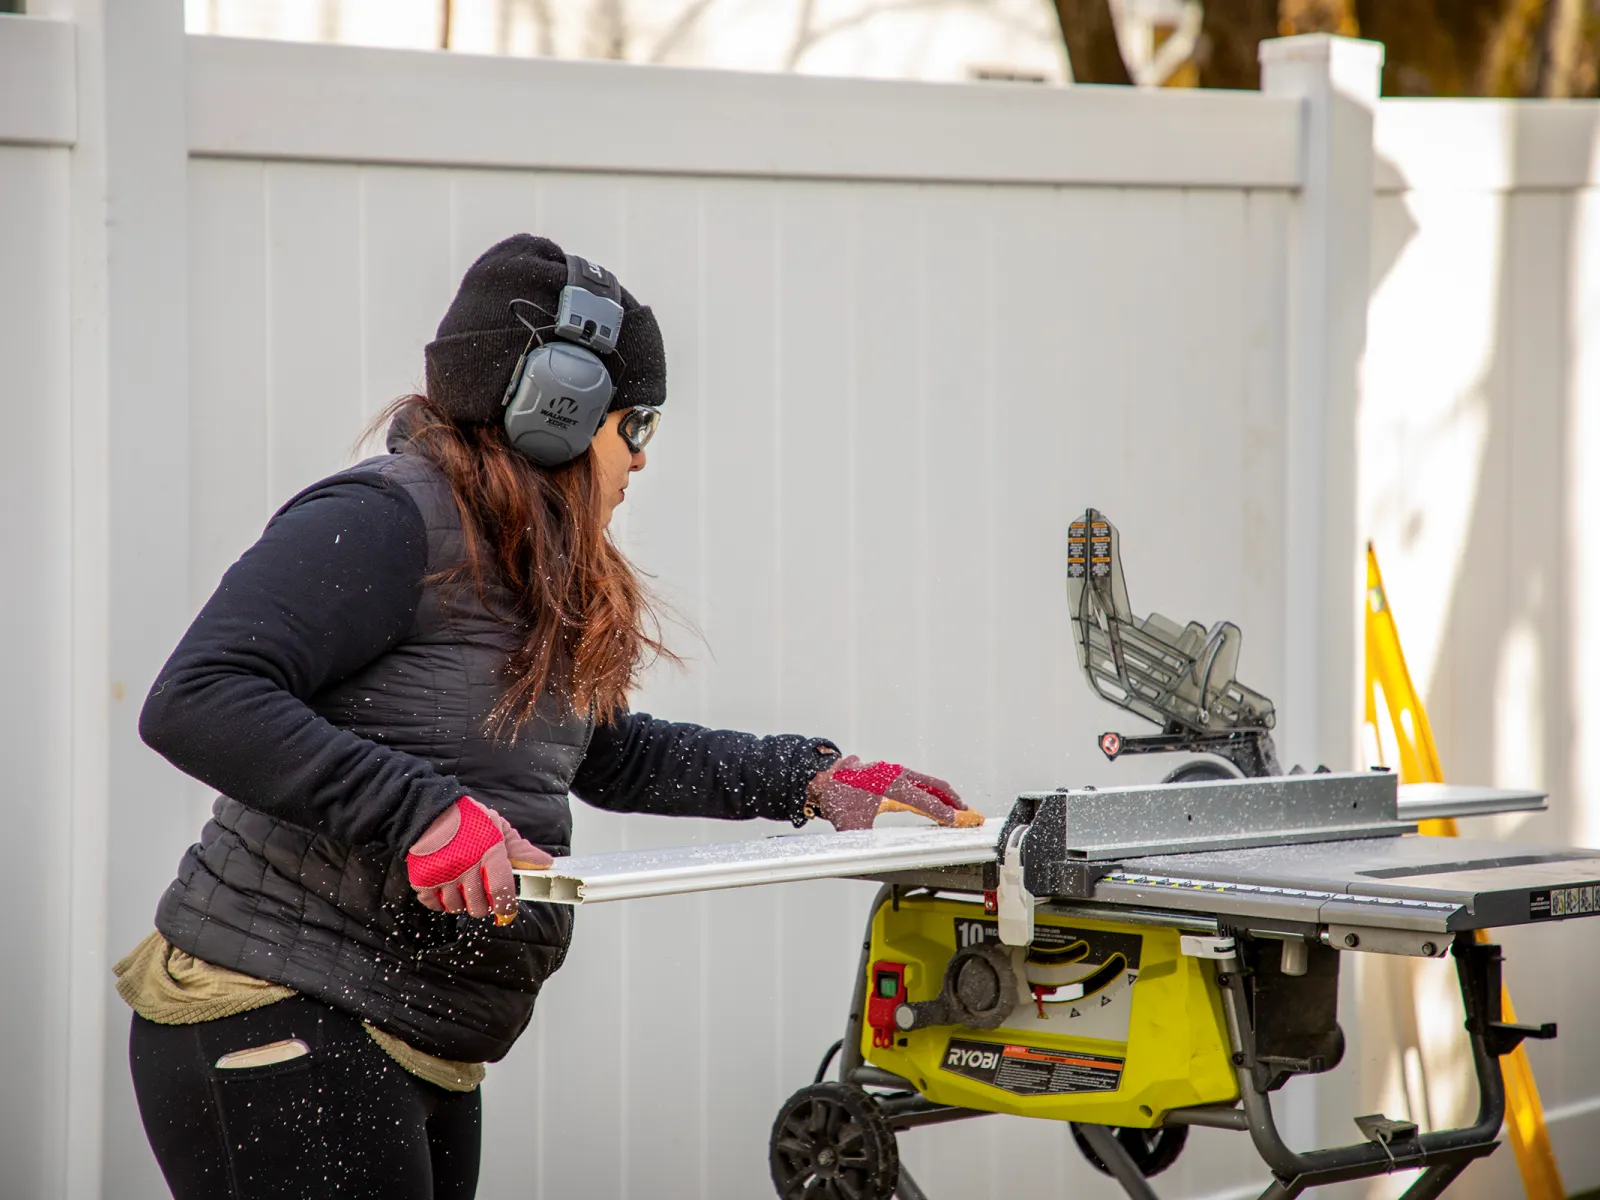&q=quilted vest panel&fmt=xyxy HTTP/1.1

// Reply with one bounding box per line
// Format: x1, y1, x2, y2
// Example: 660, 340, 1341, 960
156, 452, 593, 1062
